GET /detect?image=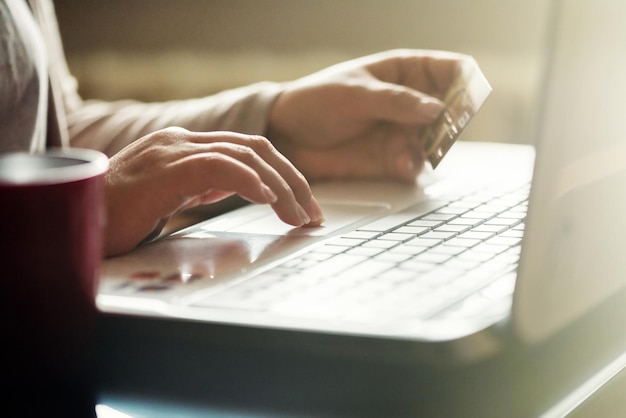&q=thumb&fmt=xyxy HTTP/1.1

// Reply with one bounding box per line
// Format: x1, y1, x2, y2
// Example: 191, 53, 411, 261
362, 80, 444, 125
